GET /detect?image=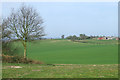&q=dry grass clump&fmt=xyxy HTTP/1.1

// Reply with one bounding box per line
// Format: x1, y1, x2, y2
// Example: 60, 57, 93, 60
2, 54, 43, 64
